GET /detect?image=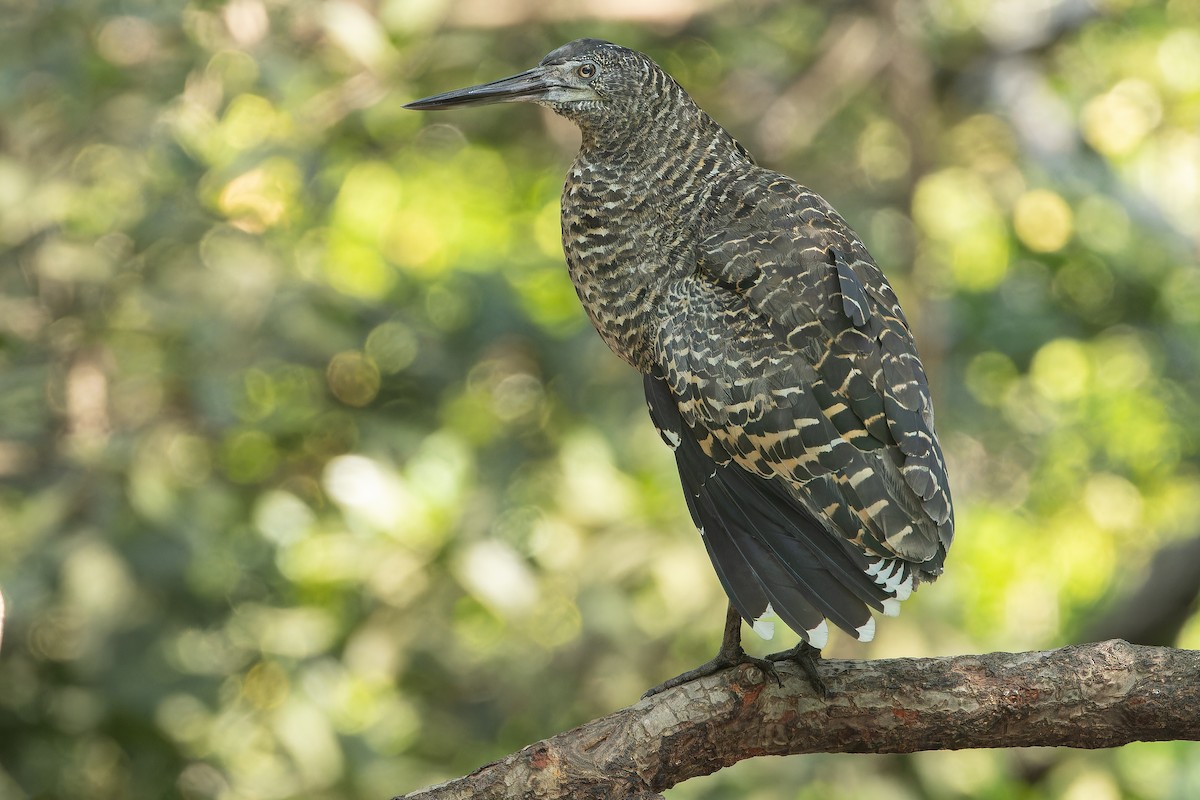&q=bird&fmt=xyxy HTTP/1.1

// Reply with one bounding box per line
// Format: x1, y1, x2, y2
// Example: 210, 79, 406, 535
406, 39, 954, 695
